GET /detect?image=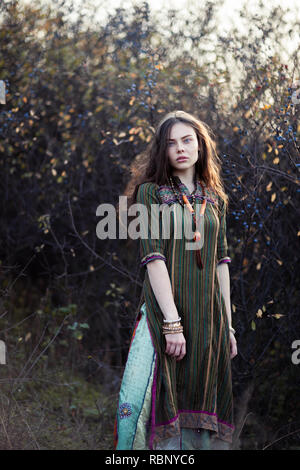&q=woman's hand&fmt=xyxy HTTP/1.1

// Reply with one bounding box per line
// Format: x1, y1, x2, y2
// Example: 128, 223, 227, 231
165, 333, 186, 361
230, 332, 237, 359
